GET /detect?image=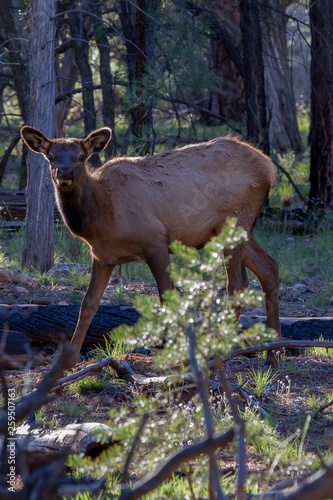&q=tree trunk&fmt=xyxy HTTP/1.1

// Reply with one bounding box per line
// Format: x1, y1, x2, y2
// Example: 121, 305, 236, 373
0, 0, 30, 187
309, 0, 333, 208
119, 0, 159, 154
89, 0, 117, 157
65, 0, 97, 137
239, 0, 269, 155
21, 0, 55, 272
261, 0, 303, 153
